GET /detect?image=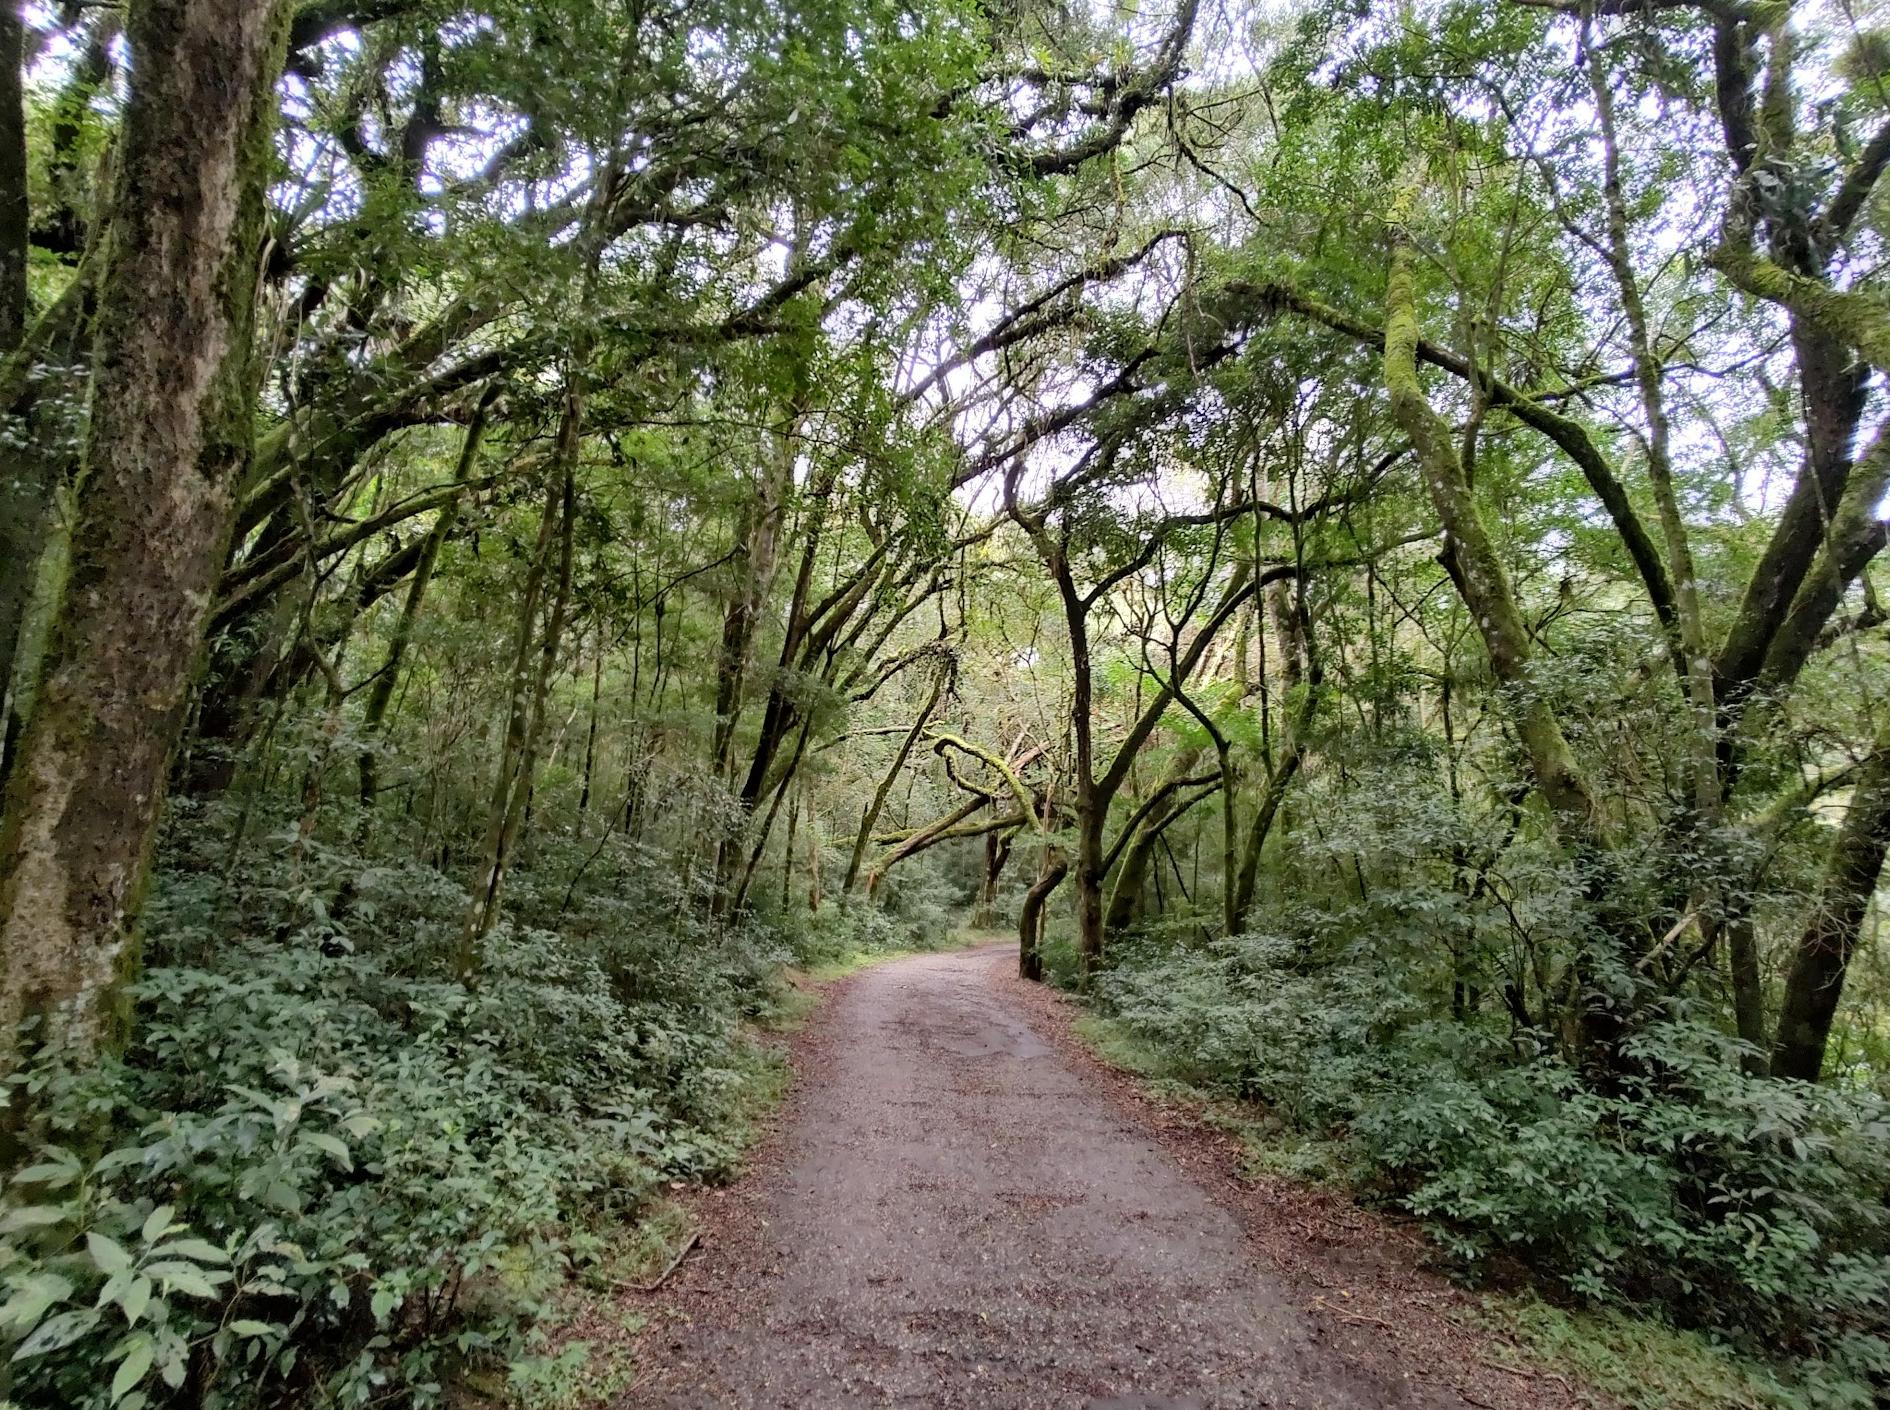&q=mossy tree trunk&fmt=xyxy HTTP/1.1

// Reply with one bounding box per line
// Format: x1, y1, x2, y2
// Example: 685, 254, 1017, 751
1771, 734, 1890, 1083
1380, 219, 1633, 1066
0, 0, 292, 1073
1019, 848, 1067, 983
844, 659, 948, 894
0, 0, 33, 785
0, 7, 23, 351
459, 393, 580, 972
